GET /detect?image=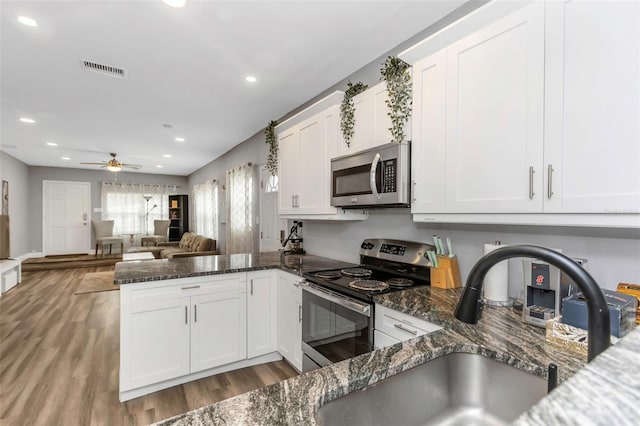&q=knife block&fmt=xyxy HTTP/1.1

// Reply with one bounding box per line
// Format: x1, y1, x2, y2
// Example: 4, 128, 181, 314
430, 255, 462, 289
